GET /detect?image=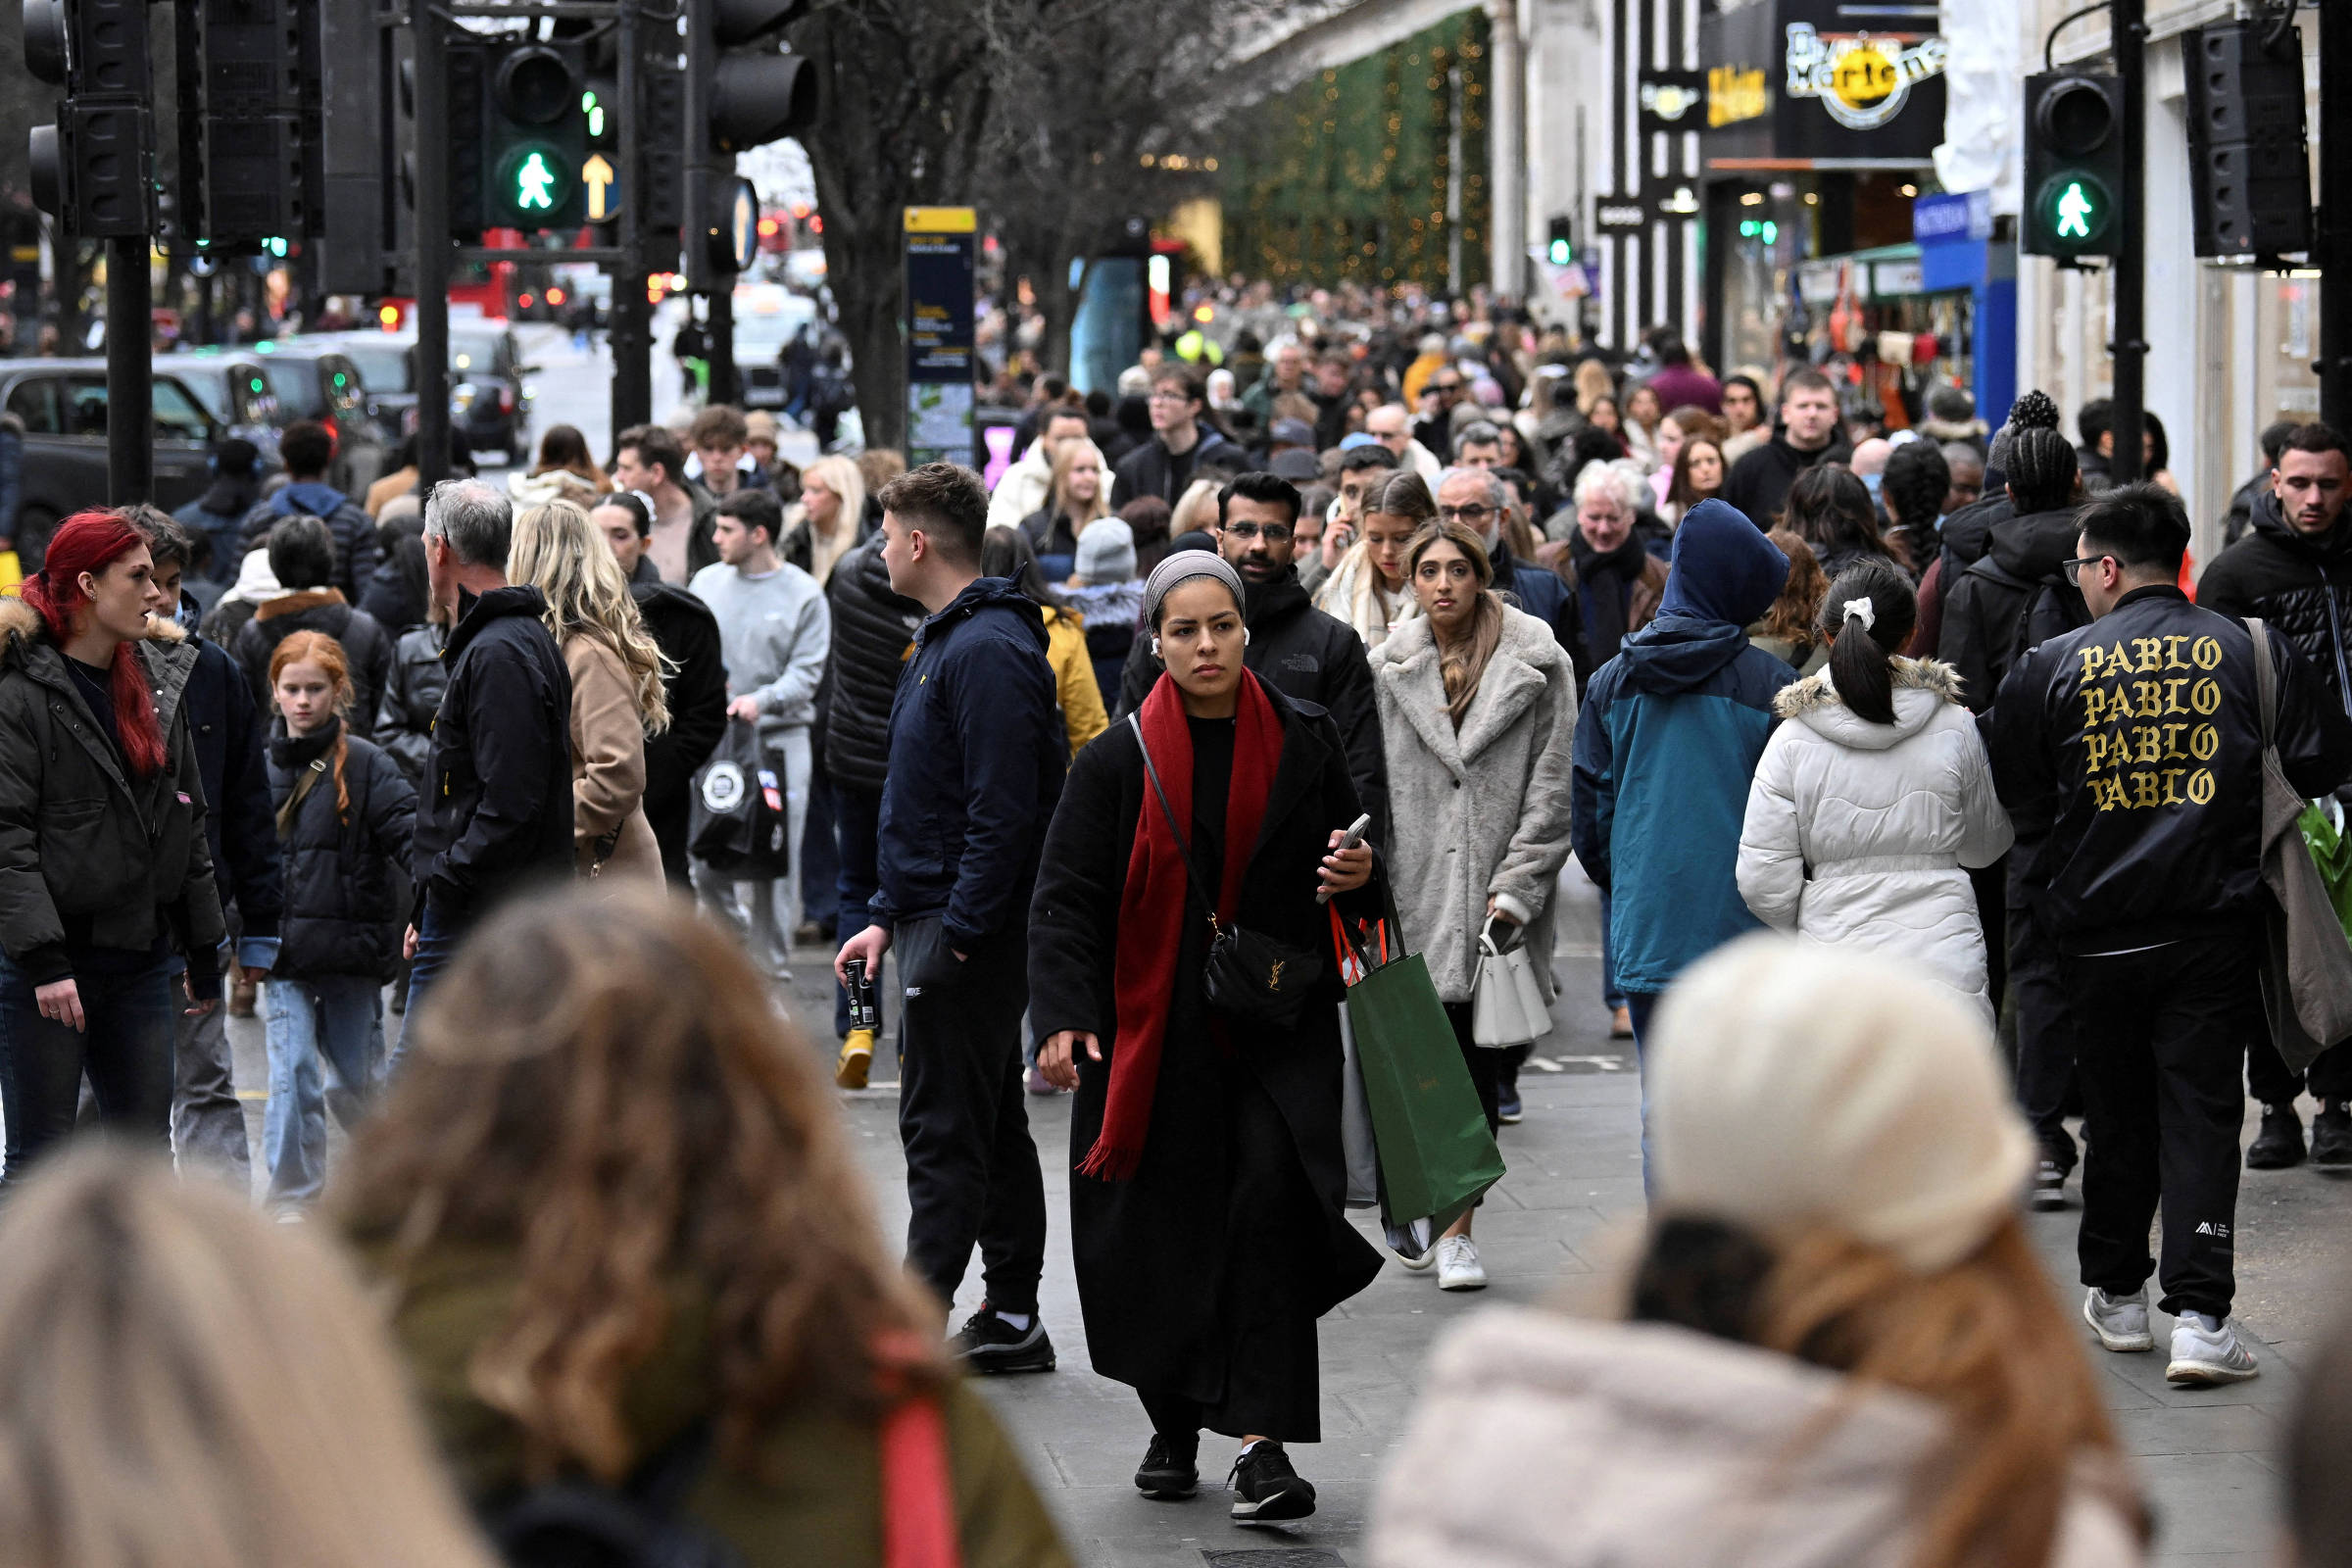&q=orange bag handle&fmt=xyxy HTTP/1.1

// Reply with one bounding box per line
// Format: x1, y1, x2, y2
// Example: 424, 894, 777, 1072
872, 1332, 961, 1568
